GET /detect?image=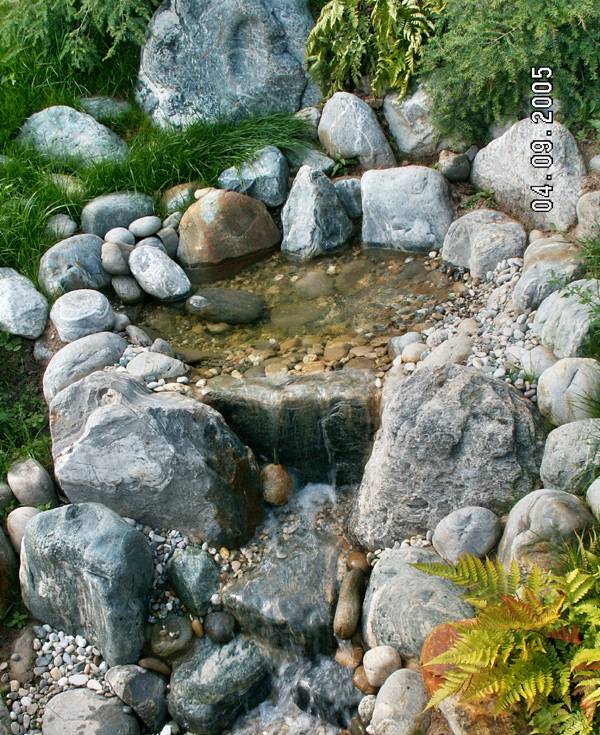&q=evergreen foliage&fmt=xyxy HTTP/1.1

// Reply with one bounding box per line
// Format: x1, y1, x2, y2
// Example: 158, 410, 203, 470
418, 0, 600, 141
414, 542, 600, 735
305, 0, 445, 98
